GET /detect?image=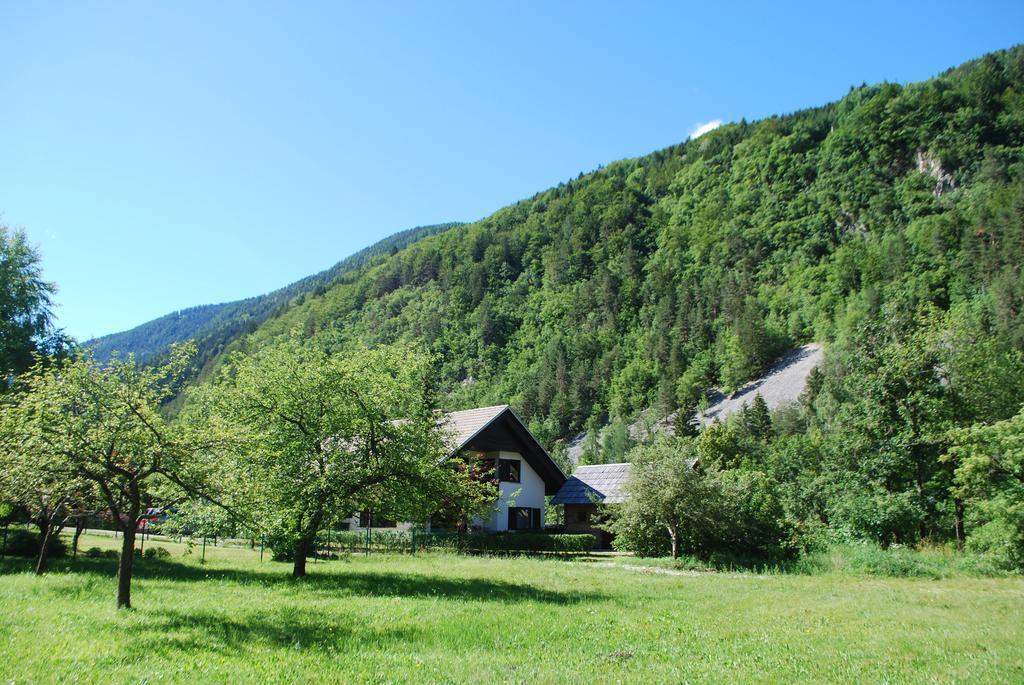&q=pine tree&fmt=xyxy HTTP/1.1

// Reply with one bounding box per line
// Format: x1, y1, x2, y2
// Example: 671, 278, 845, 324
741, 394, 773, 441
